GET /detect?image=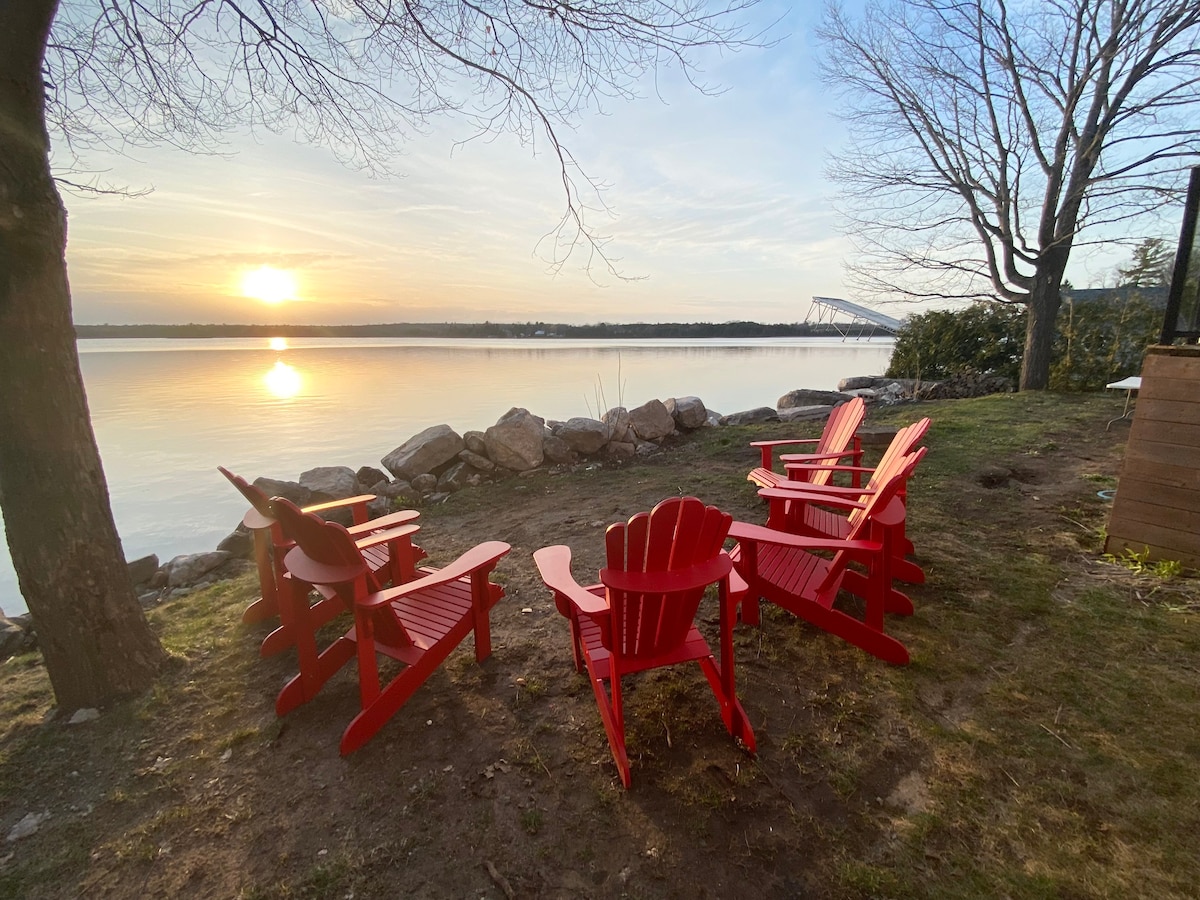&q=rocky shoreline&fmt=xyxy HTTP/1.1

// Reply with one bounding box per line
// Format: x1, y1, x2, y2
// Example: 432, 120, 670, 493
0, 371, 1013, 660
